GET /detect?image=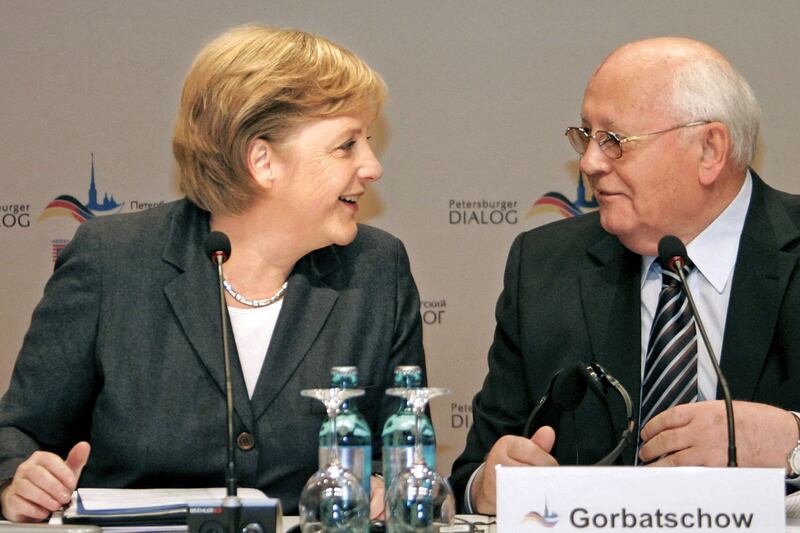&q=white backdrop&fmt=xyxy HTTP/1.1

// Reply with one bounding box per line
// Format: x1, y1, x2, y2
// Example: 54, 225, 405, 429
2, 0, 800, 479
